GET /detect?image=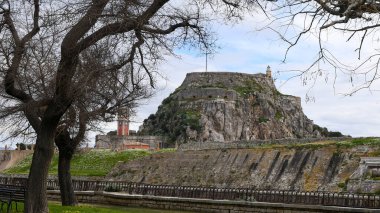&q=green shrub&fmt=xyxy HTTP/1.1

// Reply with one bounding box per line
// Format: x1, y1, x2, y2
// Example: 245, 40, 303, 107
328, 131, 343, 137
234, 79, 263, 97
16, 143, 27, 150
374, 189, 380, 195
275, 111, 283, 120
161, 96, 173, 105
259, 117, 269, 123
337, 182, 346, 189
